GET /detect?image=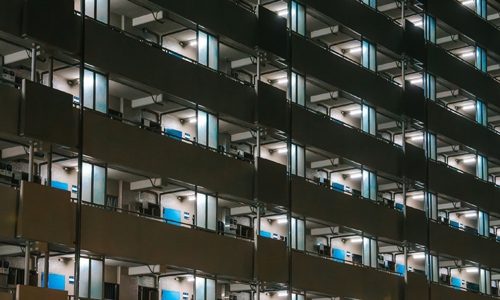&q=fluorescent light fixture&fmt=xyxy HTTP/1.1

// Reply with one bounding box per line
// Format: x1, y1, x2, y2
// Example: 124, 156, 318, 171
412, 194, 425, 200
466, 267, 479, 273
189, 40, 198, 47
461, 104, 475, 111
350, 237, 363, 243
187, 276, 195, 282
410, 135, 424, 141
277, 148, 288, 154
350, 172, 362, 179
413, 21, 423, 27
412, 253, 426, 259
461, 0, 474, 5
187, 195, 196, 201
464, 212, 477, 218
278, 10, 288, 16
460, 51, 475, 58
410, 78, 423, 85
188, 117, 197, 124
277, 78, 288, 84
277, 291, 288, 297
277, 218, 288, 224
349, 47, 362, 54
349, 109, 362, 116
462, 157, 476, 164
